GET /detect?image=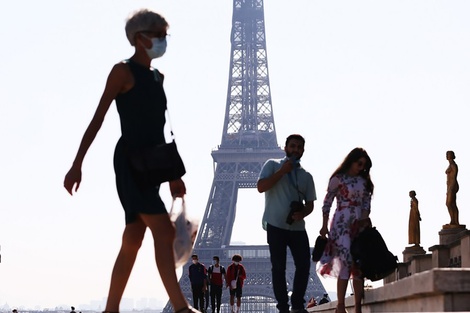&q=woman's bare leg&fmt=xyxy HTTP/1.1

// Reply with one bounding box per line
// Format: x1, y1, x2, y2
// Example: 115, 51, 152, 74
140, 213, 191, 312
336, 279, 348, 313
105, 218, 147, 311
353, 278, 364, 313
